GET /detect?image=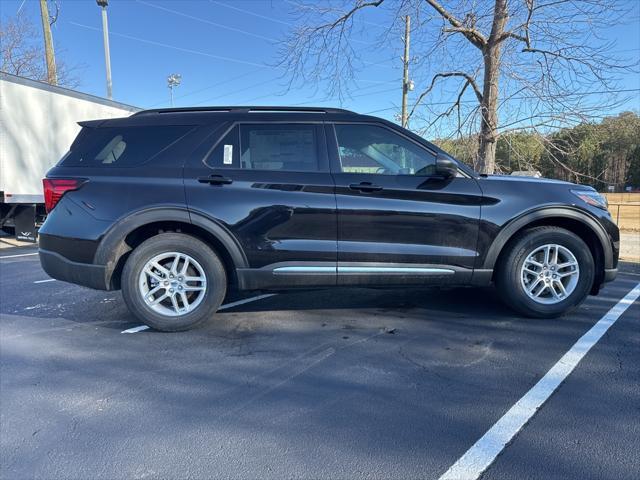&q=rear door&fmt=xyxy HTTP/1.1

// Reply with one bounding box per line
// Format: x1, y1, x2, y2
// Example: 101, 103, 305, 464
184, 121, 337, 288
327, 122, 483, 286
